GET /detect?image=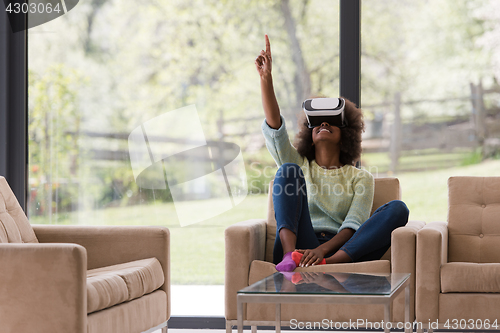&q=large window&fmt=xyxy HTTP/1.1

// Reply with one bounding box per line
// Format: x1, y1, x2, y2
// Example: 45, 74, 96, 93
28, 0, 340, 317
17, 0, 500, 324
360, 0, 500, 222
26, 0, 500, 322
